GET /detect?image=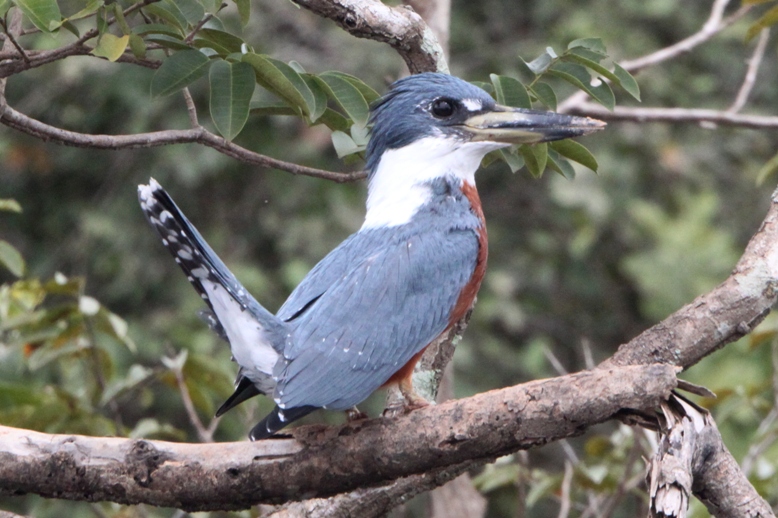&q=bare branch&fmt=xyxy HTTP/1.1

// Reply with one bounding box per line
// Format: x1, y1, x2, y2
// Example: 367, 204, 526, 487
0, 364, 676, 511
288, 0, 447, 74
649, 395, 775, 518
619, 0, 750, 74
0, 16, 29, 64
567, 103, 778, 130
172, 364, 215, 443
558, 0, 752, 113
270, 462, 479, 518
728, 28, 770, 114
181, 87, 199, 128
0, 101, 365, 183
